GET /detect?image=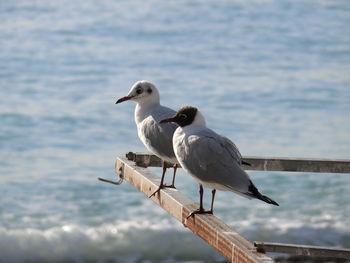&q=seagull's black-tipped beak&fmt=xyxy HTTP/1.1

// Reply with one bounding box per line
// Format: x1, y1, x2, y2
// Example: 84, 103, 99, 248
160, 117, 176, 124
116, 96, 132, 104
